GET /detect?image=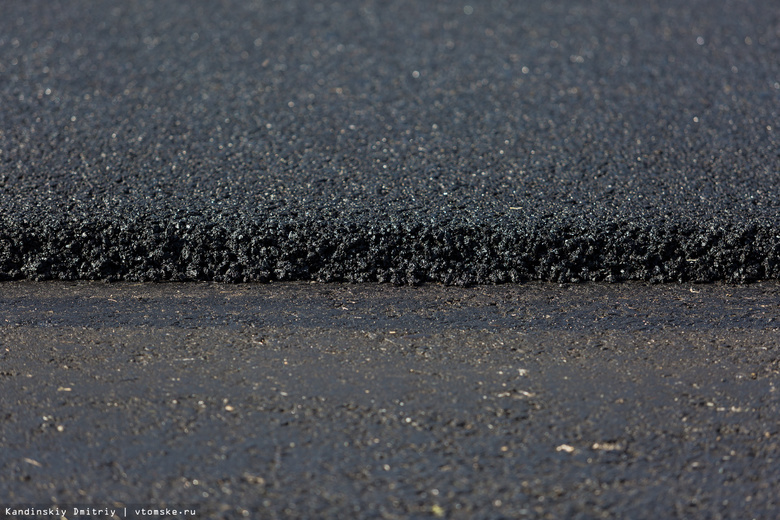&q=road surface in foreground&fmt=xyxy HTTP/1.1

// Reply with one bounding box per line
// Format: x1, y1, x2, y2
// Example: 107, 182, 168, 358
1, 281, 779, 519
